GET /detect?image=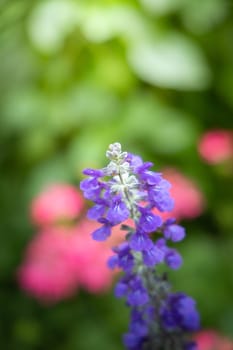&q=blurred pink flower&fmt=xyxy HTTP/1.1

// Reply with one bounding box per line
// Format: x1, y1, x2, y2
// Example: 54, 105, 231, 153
69, 219, 122, 294
153, 169, 205, 221
195, 330, 233, 350
198, 129, 233, 164
18, 218, 124, 303
18, 227, 80, 303
31, 184, 84, 226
